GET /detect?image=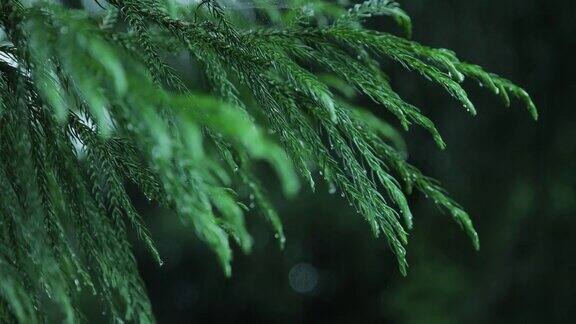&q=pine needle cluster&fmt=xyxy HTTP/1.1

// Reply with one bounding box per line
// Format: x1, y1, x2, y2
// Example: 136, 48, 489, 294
0, 0, 536, 322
